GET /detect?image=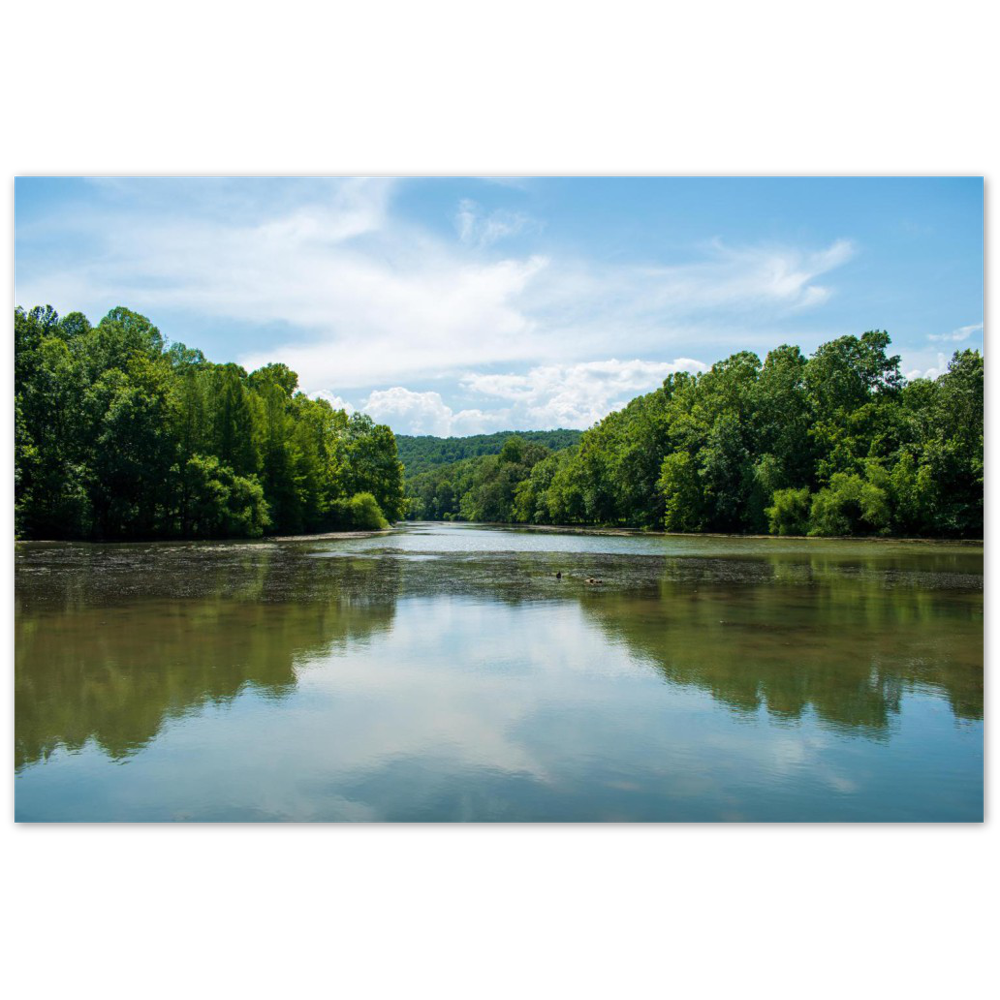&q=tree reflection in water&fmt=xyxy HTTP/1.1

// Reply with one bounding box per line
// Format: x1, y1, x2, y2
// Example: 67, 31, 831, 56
16, 543, 400, 769
16, 534, 982, 778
